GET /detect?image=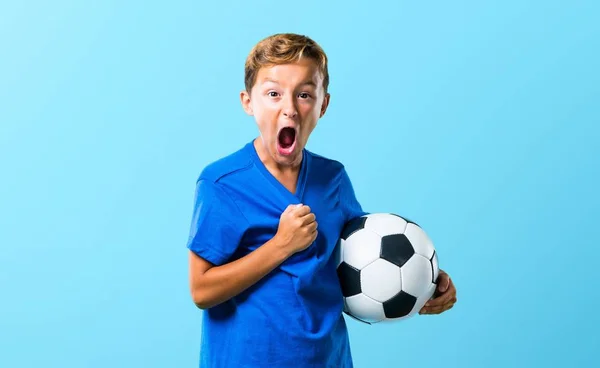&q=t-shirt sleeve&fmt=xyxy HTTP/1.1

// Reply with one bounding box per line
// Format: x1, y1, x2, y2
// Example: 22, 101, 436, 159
185, 179, 247, 266
339, 166, 369, 222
